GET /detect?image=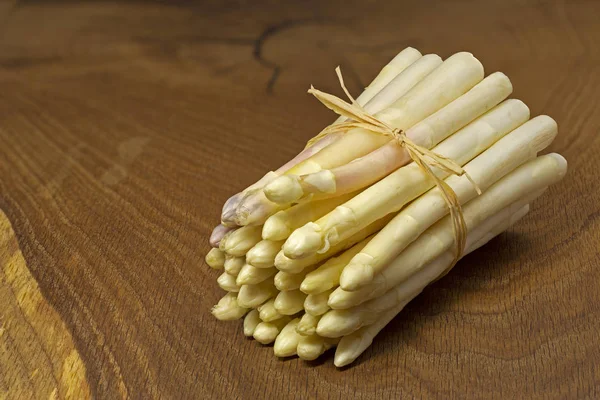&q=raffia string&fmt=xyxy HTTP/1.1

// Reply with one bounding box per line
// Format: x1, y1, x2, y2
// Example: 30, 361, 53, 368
306, 67, 482, 271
